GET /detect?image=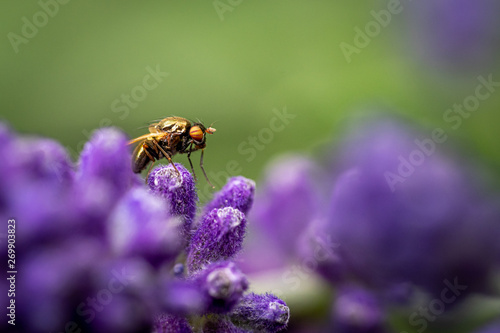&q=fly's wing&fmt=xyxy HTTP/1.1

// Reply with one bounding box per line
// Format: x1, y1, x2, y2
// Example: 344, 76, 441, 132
153, 117, 191, 135
128, 133, 164, 145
